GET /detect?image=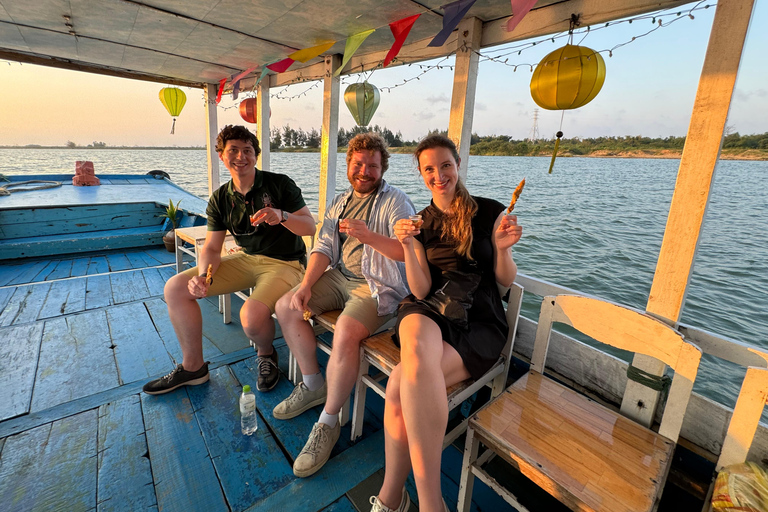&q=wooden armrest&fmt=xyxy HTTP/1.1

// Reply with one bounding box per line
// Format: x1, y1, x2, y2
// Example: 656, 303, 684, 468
312, 310, 341, 332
